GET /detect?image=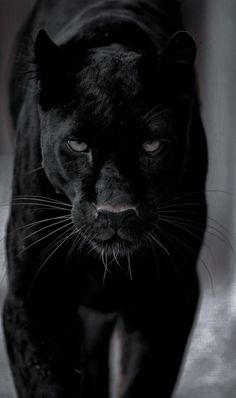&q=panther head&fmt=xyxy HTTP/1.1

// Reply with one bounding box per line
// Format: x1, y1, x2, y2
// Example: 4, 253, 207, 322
35, 29, 196, 259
